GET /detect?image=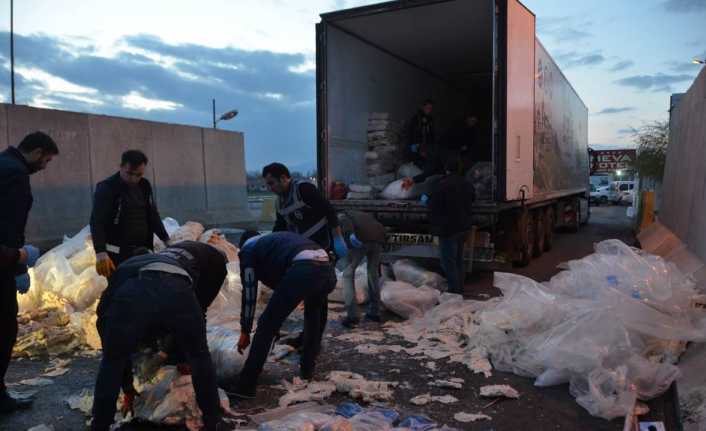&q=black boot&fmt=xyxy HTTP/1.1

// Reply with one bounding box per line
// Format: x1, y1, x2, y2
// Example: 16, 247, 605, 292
0, 390, 33, 414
